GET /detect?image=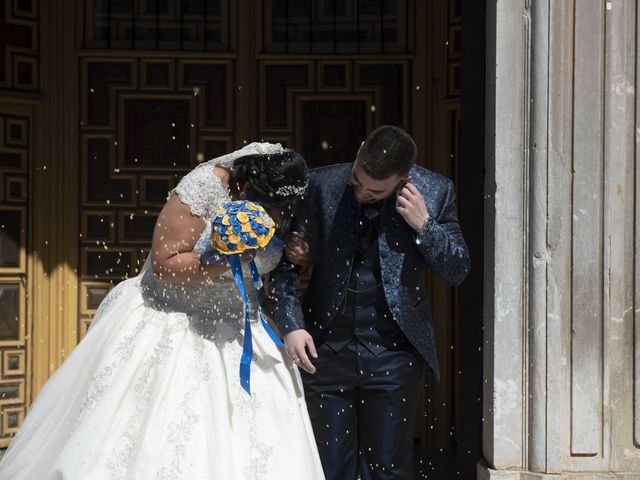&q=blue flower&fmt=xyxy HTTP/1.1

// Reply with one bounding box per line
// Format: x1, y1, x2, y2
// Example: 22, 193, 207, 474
226, 203, 242, 213
238, 232, 257, 247
248, 219, 266, 235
